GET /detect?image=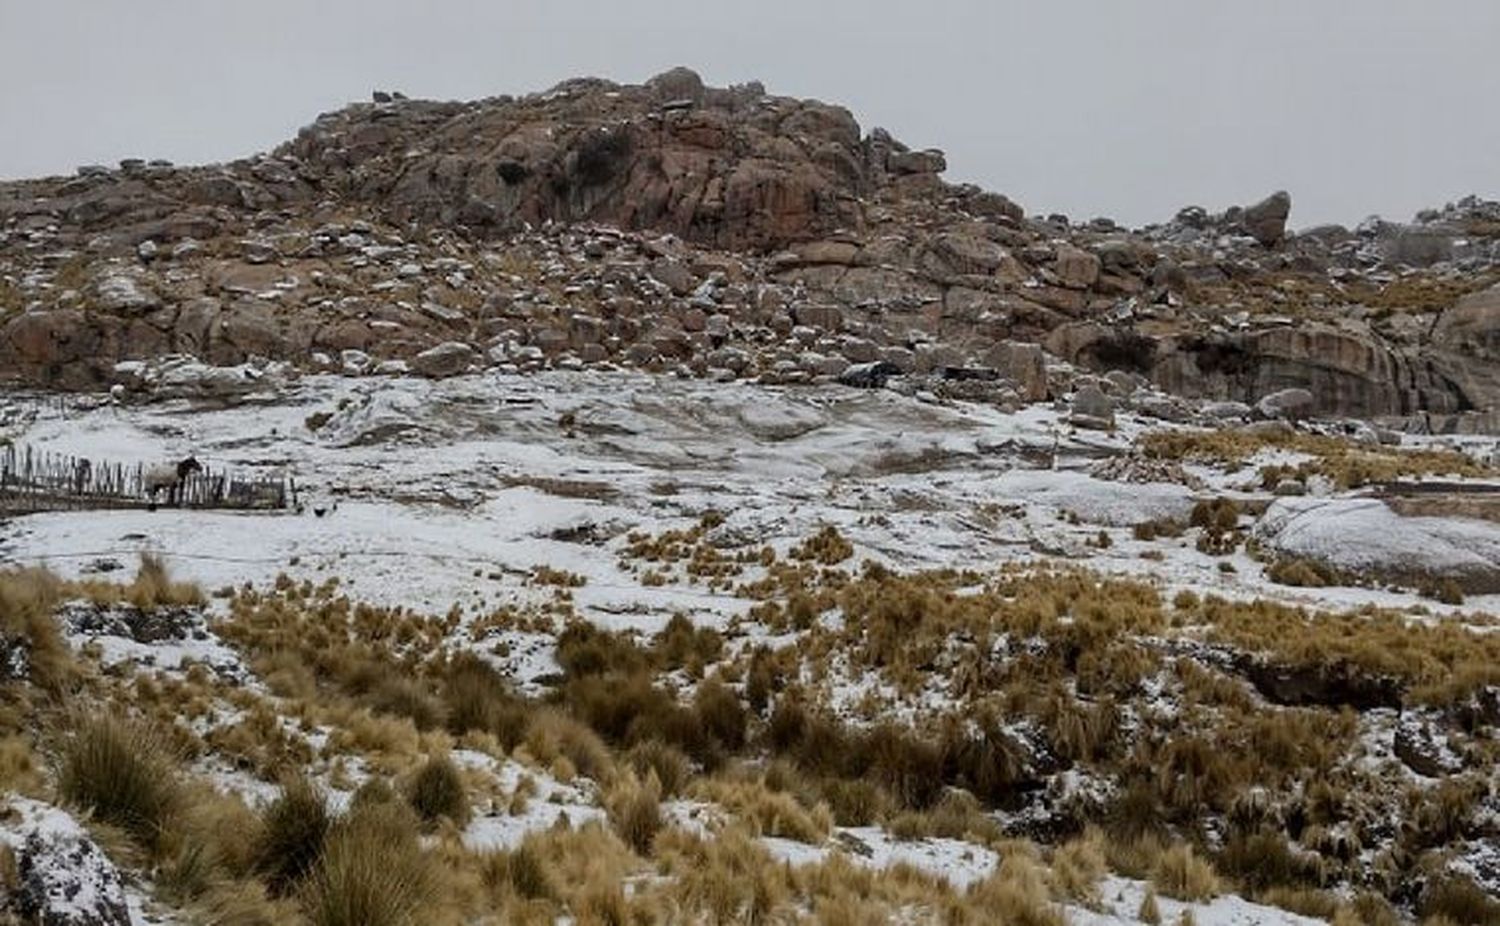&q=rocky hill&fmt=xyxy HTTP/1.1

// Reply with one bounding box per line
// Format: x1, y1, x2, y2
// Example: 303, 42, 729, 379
3, 67, 1500, 430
